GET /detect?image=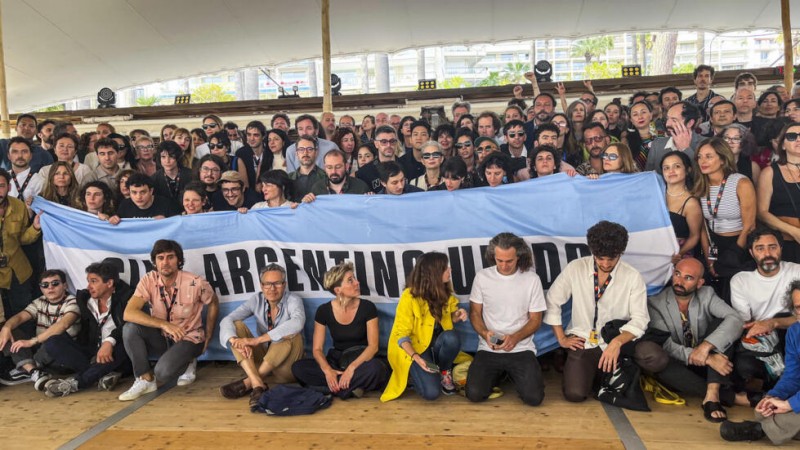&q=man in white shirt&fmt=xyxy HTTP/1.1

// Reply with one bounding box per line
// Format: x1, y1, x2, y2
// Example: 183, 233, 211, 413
466, 233, 547, 406
545, 221, 649, 403
6, 138, 43, 203
730, 228, 800, 391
